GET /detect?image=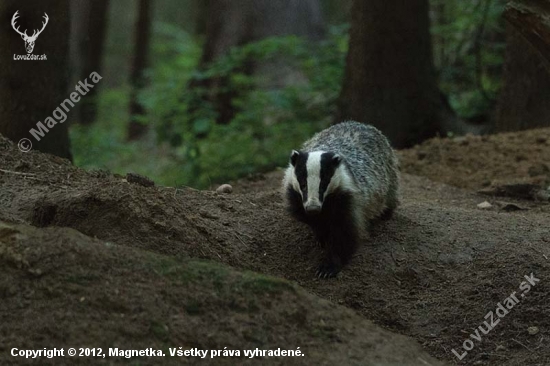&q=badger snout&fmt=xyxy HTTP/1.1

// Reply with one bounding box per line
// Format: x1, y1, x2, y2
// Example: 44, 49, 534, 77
304, 200, 322, 214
